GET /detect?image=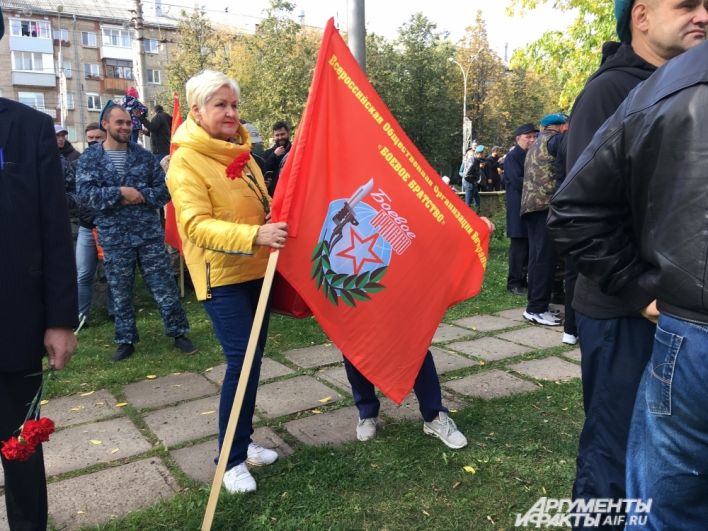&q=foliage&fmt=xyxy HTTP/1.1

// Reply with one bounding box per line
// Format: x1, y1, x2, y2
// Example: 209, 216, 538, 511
507, 0, 615, 109
230, 0, 319, 142
166, 5, 559, 170
166, 9, 227, 115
